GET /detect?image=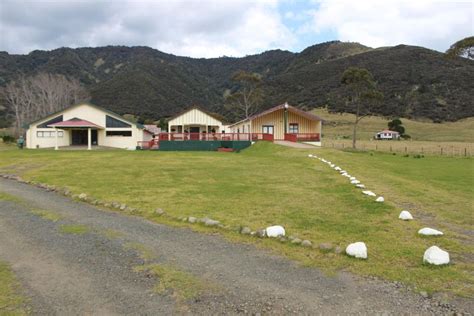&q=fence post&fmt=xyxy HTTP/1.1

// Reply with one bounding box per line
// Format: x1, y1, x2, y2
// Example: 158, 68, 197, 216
405, 146, 407, 153
390, 145, 392, 152
376, 144, 378, 150
342, 143, 344, 149
441, 147, 443, 155
421, 147, 424, 154
465, 148, 467, 157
